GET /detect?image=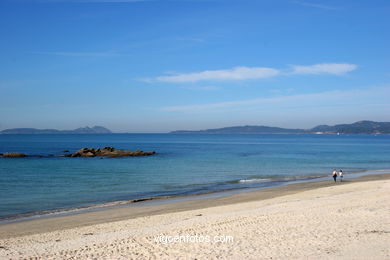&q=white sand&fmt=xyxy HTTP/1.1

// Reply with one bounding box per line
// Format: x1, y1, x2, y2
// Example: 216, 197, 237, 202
1, 179, 389, 259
